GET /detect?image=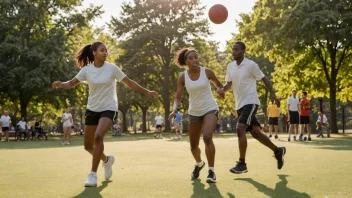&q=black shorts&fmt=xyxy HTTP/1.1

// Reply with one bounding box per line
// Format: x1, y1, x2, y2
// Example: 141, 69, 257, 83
156, 125, 162, 129
85, 109, 118, 125
300, 116, 310, 124
289, 111, 299, 124
237, 104, 261, 132
269, 117, 279, 125
1, 127, 9, 131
